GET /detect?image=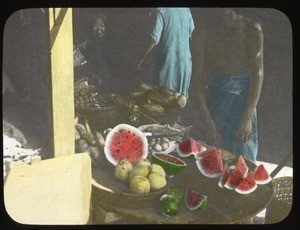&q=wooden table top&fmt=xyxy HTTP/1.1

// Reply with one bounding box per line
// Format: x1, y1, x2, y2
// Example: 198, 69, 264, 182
91, 146, 273, 224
